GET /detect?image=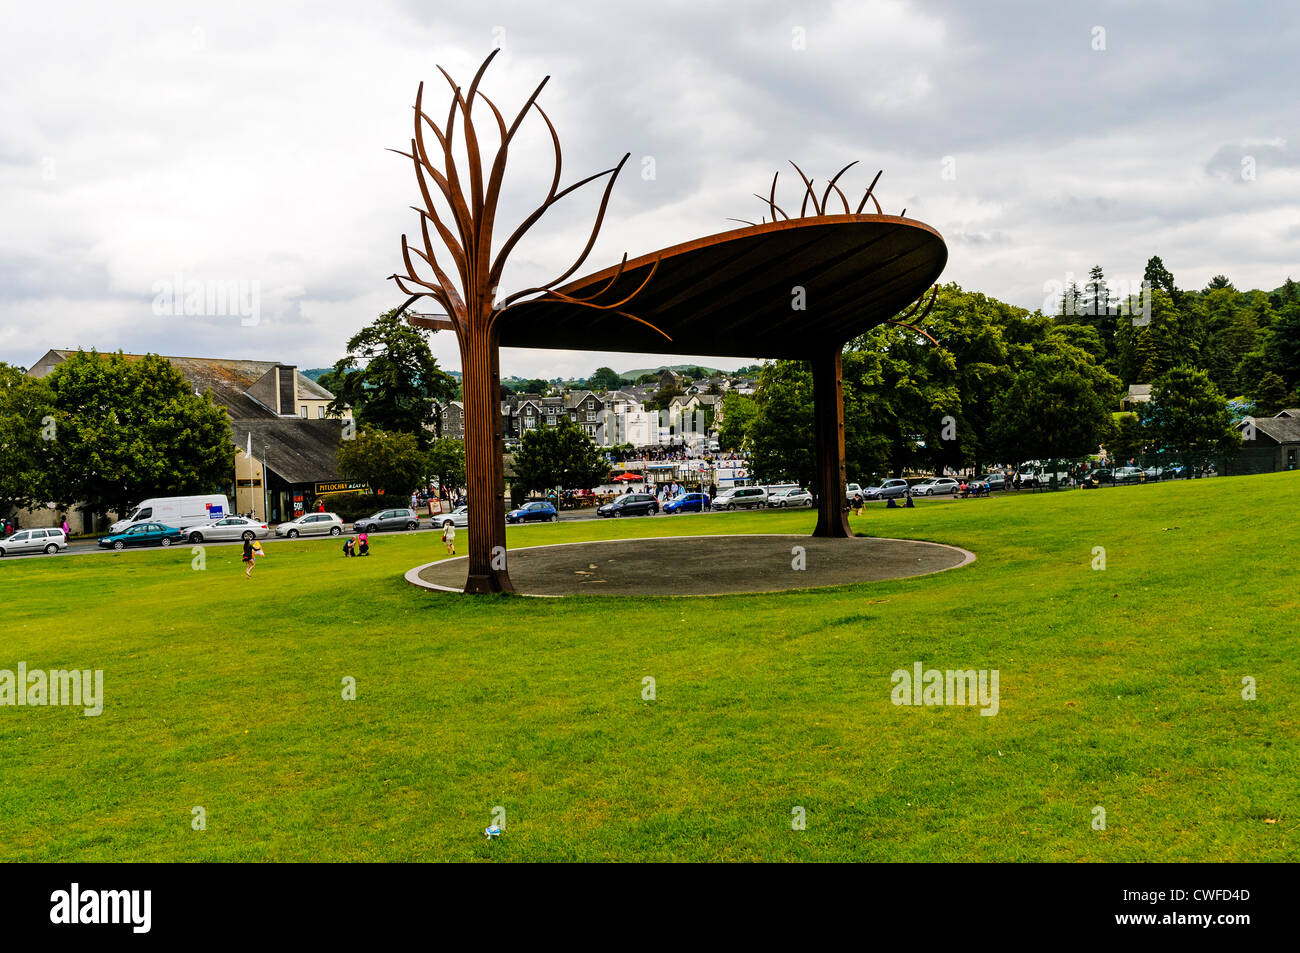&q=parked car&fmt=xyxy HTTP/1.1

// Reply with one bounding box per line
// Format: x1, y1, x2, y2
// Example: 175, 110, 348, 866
1080, 469, 1114, 488
596, 494, 658, 518
663, 492, 710, 514
1113, 466, 1146, 484
863, 478, 910, 500
185, 515, 269, 544
977, 473, 1007, 491
98, 522, 186, 550
767, 487, 813, 507
437, 505, 469, 529
275, 513, 344, 537
353, 508, 421, 533
845, 483, 864, 503
713, 486, 768, 510
507, 501, 560, 523
0, 528, 68, 557
911, 477, 959, 496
